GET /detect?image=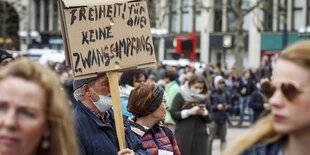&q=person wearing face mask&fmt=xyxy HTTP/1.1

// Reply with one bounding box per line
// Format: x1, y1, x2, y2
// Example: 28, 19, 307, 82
72, 73, 146, 155
208, 75, 232, 154
170, 74, 212, 155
